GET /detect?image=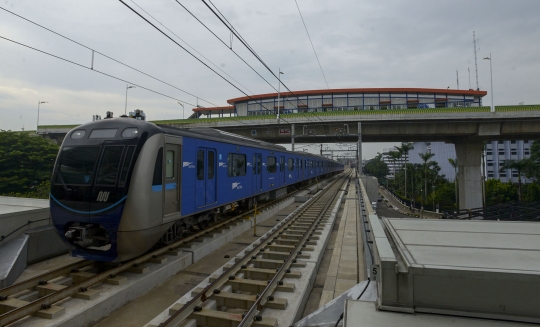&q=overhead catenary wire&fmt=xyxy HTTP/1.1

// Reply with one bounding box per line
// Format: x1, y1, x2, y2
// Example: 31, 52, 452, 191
0, 6, 218, 108
294, 0, 329, 89
198, 0, 324, 122
0, 35, 198, 107
129, 0, 255, 96
119, 0, 291, 124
